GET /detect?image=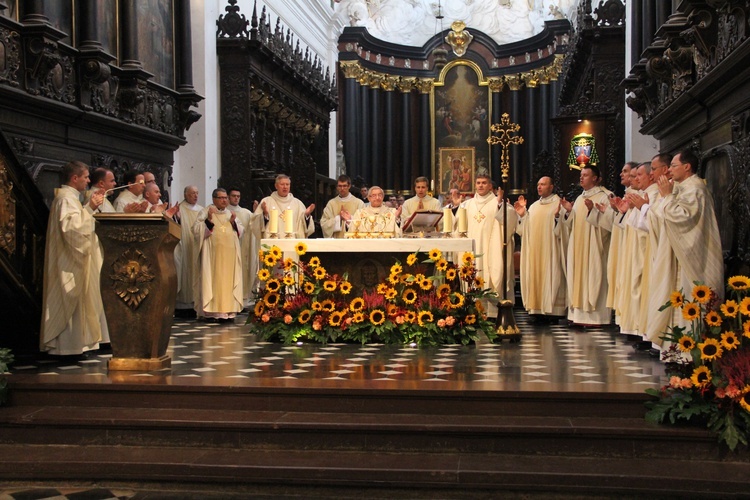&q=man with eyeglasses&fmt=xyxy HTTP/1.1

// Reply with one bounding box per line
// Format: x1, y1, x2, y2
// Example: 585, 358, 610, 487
644, 150, 723, 353
348, 186, 402, 237
194, 188, 244, 323
320, 175, 364, 238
